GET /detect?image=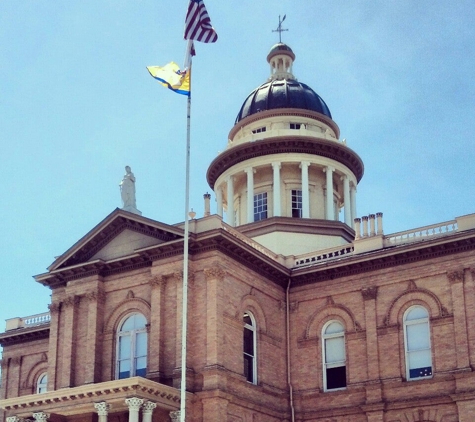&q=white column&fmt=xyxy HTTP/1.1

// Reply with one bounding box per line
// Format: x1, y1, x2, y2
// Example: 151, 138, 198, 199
125, 398, 144, 422
142, 402, 157, 422
350, 183, 357, 223
169, 411, 181, 422
226, 175, 234, 226
300, 161, 310, 218
324, 166, 334, 220
32, 413, 49, 422
245, 168, 254, 223
94, 402, 111, 422
272, 162, 281, 217
342, 175, 351, 226
216, 186, 223, 217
